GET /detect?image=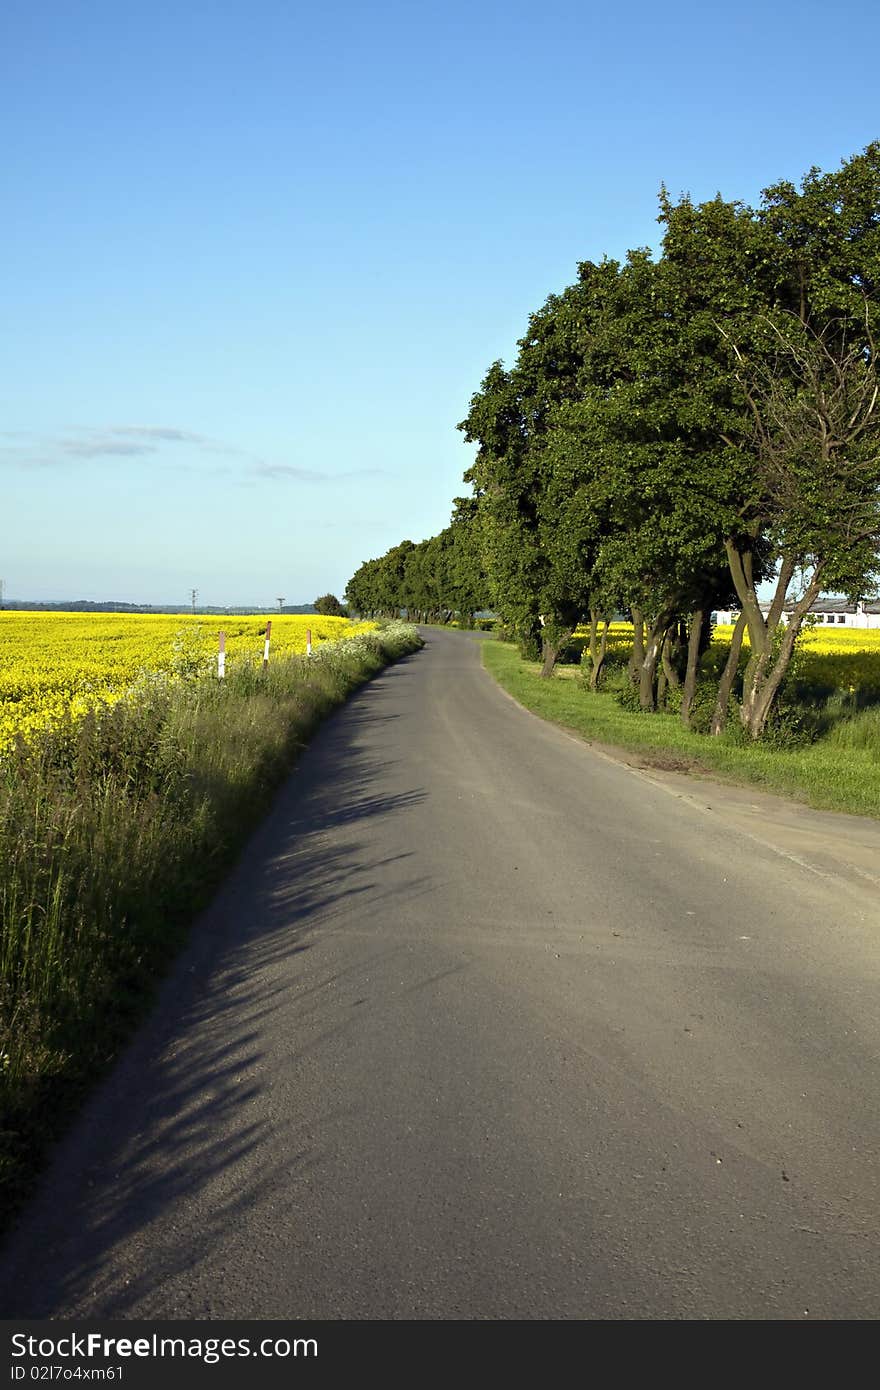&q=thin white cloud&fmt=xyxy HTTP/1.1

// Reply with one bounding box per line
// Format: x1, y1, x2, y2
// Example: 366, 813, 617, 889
60, 426, 217, 459
250, 462, 393, 482
251, 462, 332, 481
61, 438, 154, 458
108, 426, 209, 444
0, 426, 394, 481
0, 425, 244, 467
